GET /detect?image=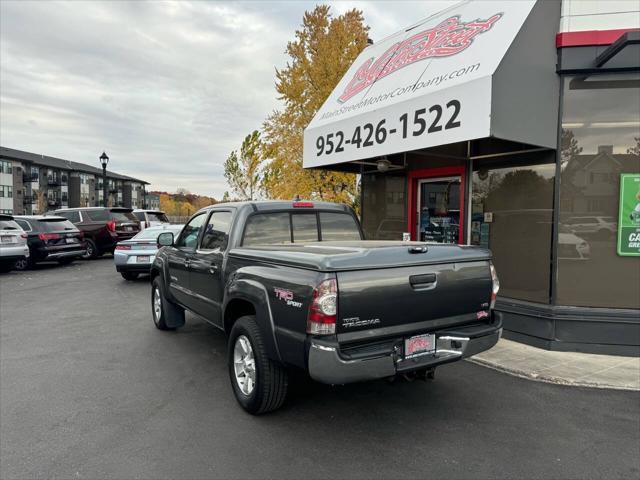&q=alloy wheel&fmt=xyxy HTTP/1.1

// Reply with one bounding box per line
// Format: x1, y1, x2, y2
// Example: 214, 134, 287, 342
153, 286, 162, 324
233, 335, 256, 396
14, 259, 29, 271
